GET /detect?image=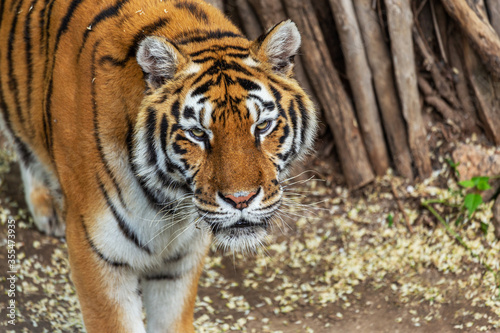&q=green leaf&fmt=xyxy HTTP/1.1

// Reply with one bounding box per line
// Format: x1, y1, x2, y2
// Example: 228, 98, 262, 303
446, 159, 460, 178
480, 222, 489, 235
459, 180, 475, 188
464, 193, 483, 217
387, 214, 394, 227
474, 176, 491, 191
